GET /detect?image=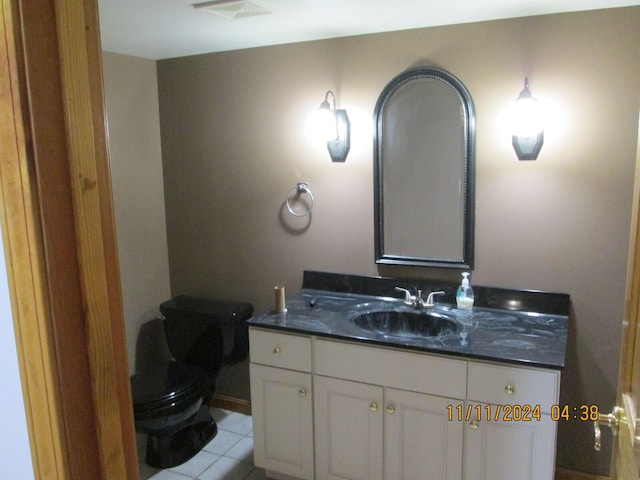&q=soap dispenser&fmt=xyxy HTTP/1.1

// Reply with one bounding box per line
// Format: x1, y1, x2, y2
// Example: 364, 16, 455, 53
456, 272, 474, 310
